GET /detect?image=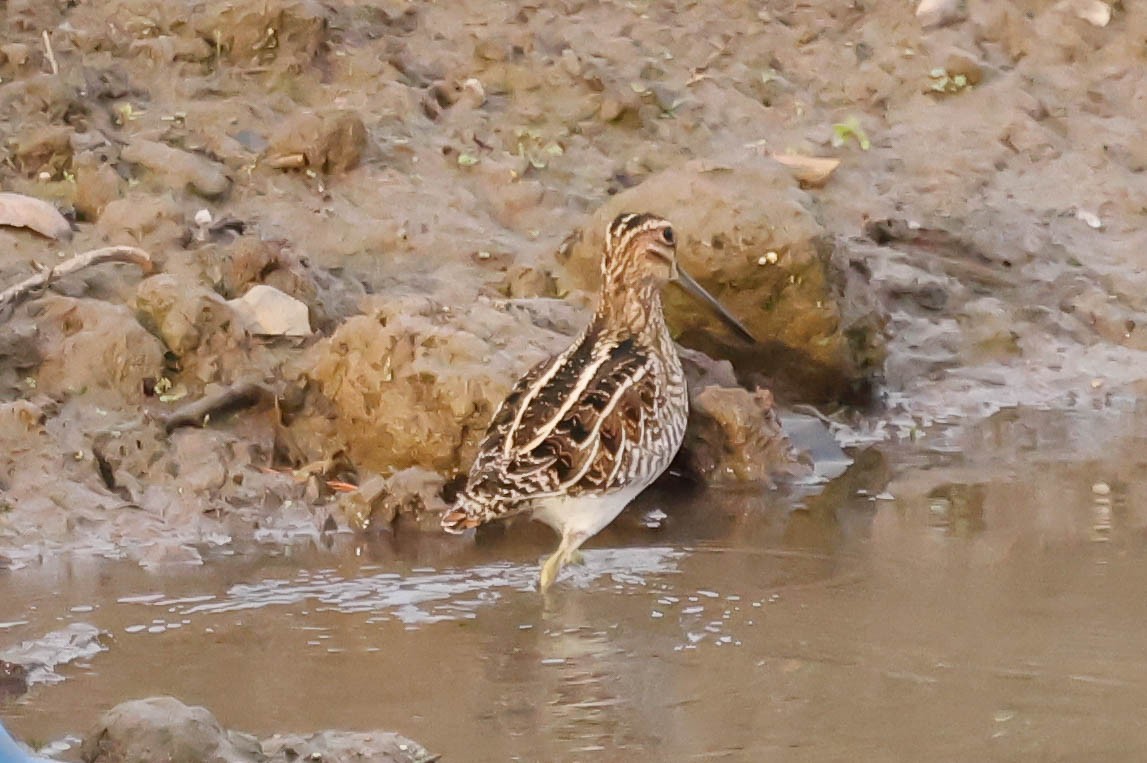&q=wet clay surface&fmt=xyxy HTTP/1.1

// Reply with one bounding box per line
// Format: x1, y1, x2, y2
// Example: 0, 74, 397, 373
6, 404, 1147, 761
